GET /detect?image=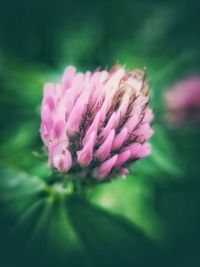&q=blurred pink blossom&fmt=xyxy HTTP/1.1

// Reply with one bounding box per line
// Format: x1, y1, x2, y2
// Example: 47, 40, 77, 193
165, 76, 200, 125
40, 64, 153, 180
